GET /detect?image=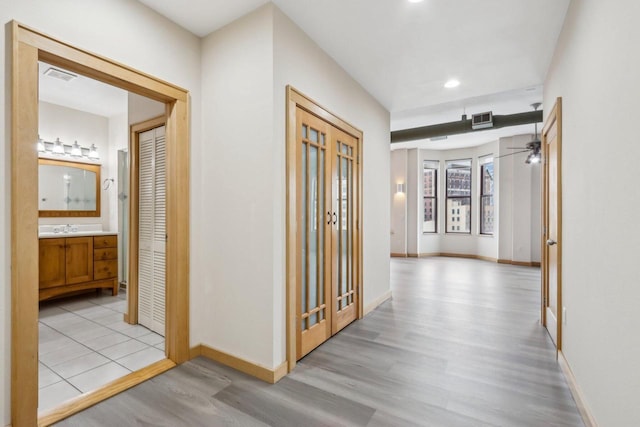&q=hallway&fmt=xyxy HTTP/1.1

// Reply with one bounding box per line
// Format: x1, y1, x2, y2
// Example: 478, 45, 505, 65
58, 257, 583, 426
